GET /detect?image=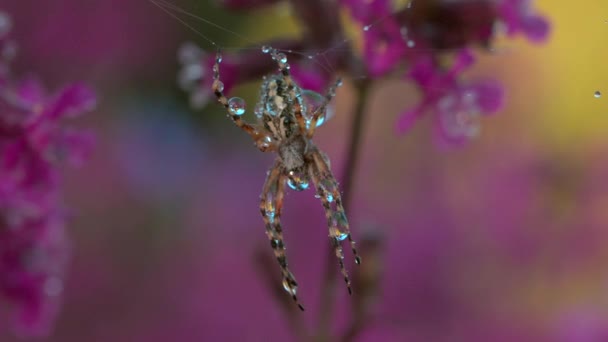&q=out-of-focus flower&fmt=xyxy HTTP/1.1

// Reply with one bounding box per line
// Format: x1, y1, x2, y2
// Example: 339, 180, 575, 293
0, 12, 95, 337
396, 50, 504, 146
498, 0, 550, 43
178, 0, 548, 146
